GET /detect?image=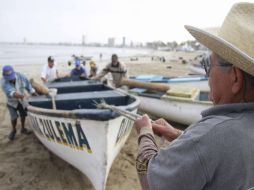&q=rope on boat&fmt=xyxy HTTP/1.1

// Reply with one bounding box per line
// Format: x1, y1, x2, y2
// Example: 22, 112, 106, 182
94, 100, 167, 144
94, 99, 142, 121
94, 99, 165, 190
